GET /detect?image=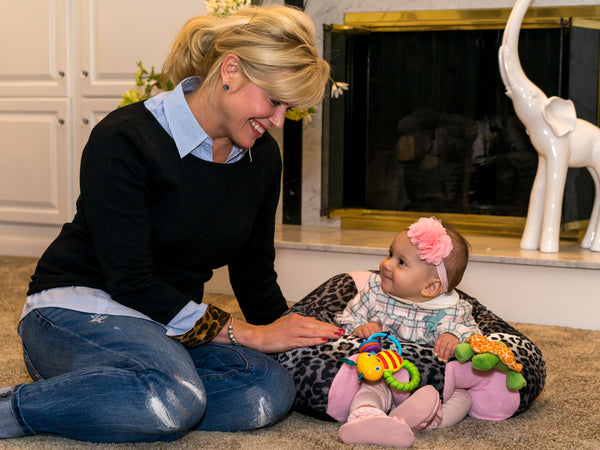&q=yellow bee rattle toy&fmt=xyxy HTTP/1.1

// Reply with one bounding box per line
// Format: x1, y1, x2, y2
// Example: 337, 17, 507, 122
341, 333, 421, 392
